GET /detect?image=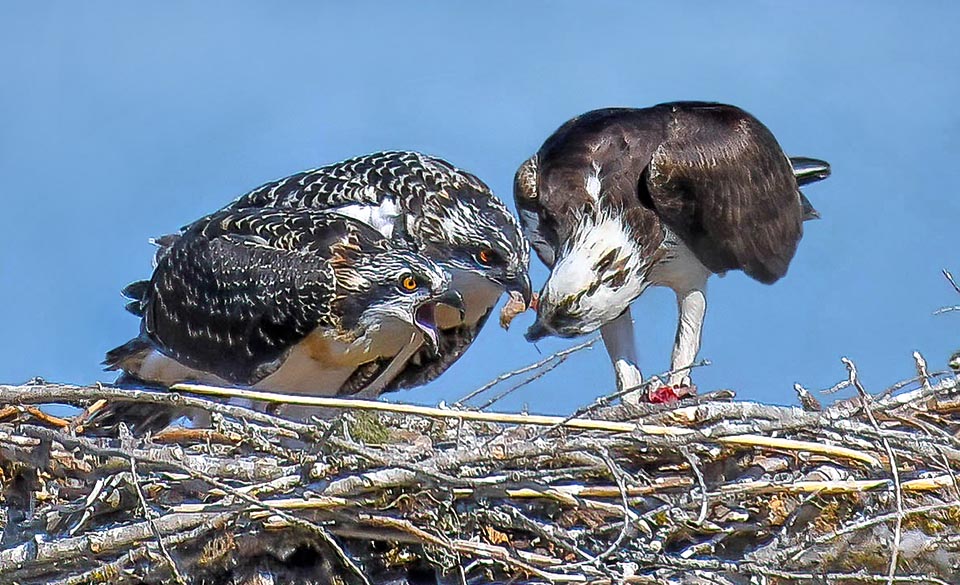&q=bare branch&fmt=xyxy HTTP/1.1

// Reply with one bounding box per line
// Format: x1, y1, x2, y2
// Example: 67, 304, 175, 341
2, 353, 960, 584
